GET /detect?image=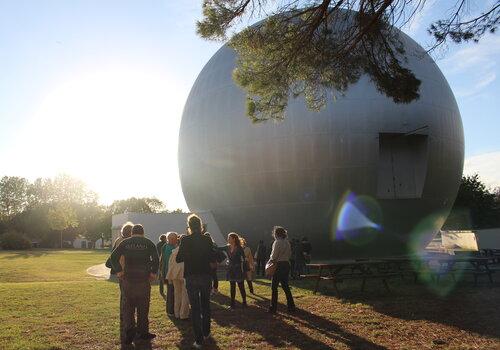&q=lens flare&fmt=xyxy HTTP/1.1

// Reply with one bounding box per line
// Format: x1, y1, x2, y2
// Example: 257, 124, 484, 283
331, 191, 383, 246
407, 212, 463, 296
